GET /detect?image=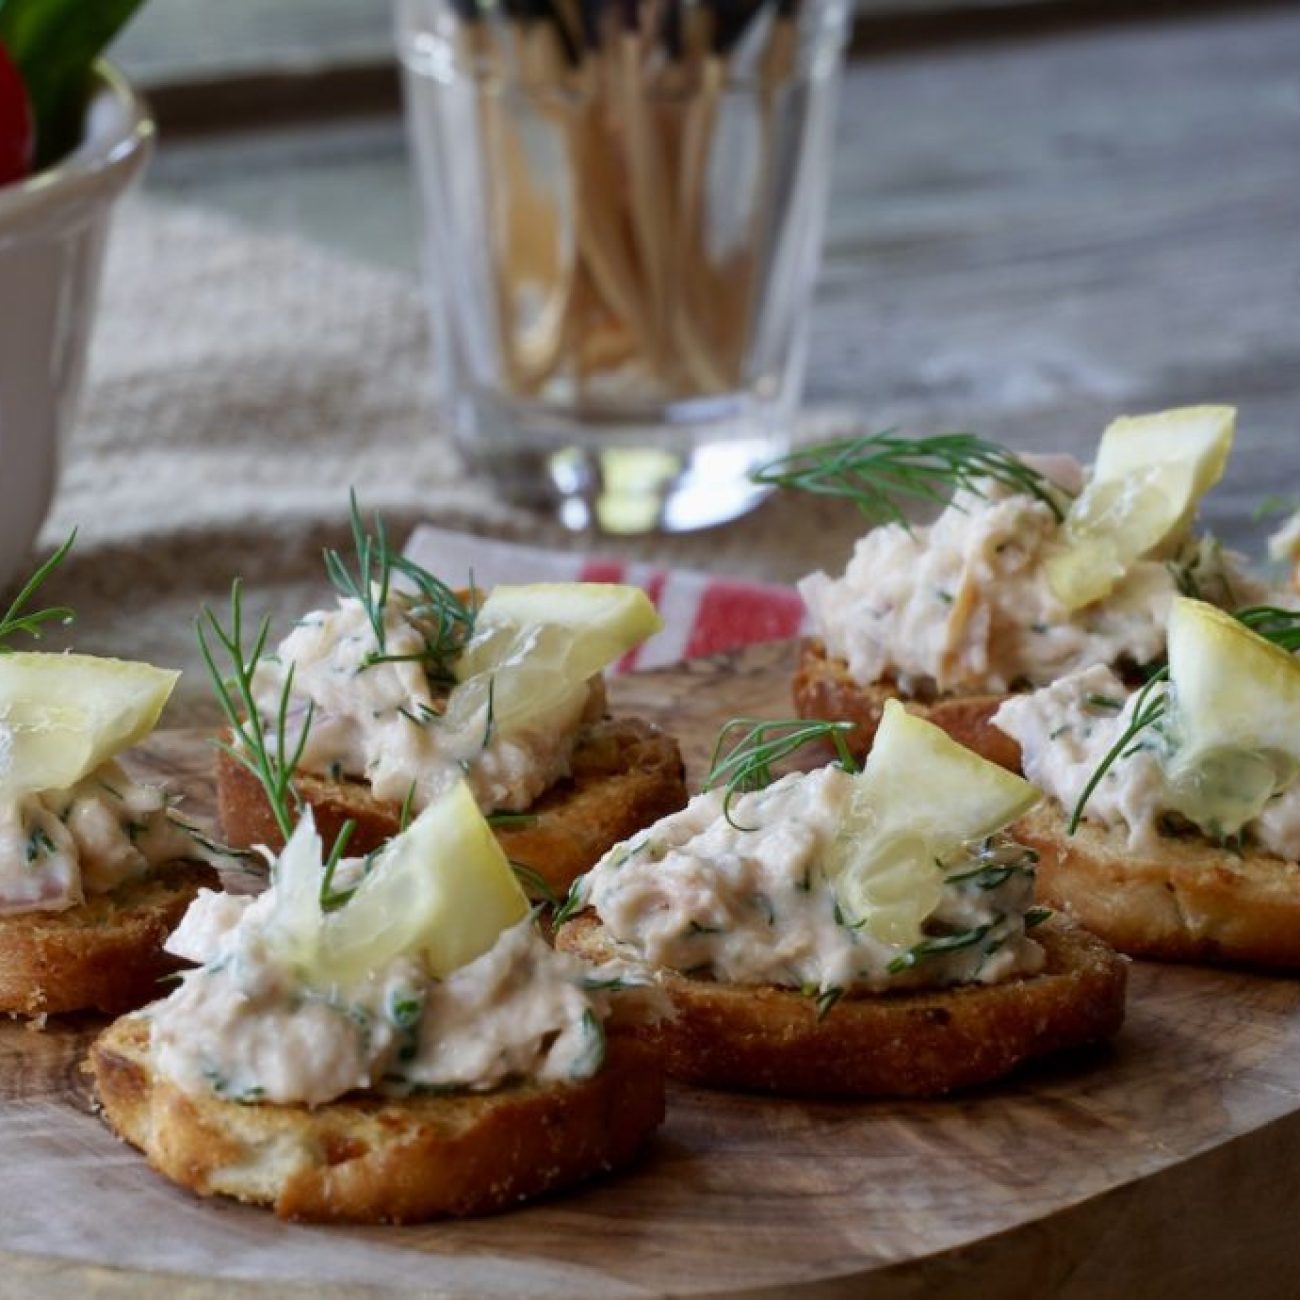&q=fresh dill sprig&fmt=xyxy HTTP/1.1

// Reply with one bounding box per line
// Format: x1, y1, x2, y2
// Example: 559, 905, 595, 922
323, 489, 392, 654
751, 431, 1066, 528
1084, 693, 1123, 711
389, 554, 477, 686
322, 490, 475, 683
0, 529, 76, 650
1235, 605, 1300, 653
887, 921, 996, 974
945, 862, 1034, 890
197, 580, 313, 843
319, 819, 359, 912
1067, 671, 1169, 835
488, 811, 540, 829
814, 986, 844, 1021
398, 782, 418, 833
553, 875, 588, 927
703, 717, 860, 830
167, 814, 261, 868
482, 674, 496, 748
510, 860, 560, 906
569, 1008, 606, 1078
